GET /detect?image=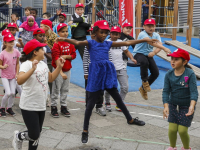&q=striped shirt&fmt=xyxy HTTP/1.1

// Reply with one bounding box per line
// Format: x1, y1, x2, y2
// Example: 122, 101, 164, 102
83, 46, 112, 75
